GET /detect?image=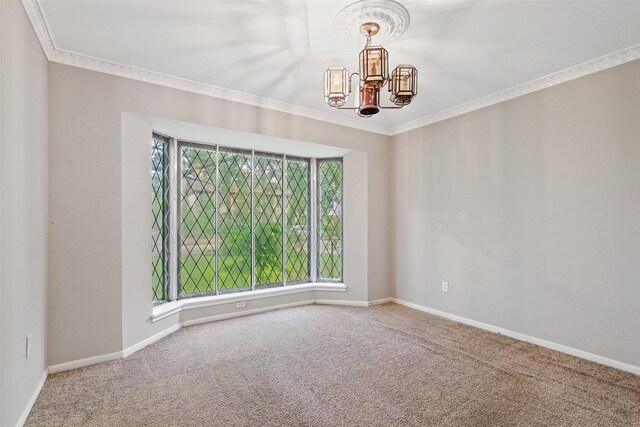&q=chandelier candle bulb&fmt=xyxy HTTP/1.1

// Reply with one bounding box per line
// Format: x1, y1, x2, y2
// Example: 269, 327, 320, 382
401, 75, 409, 91
368, 53, 380, 76
331, 74, 342, 92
